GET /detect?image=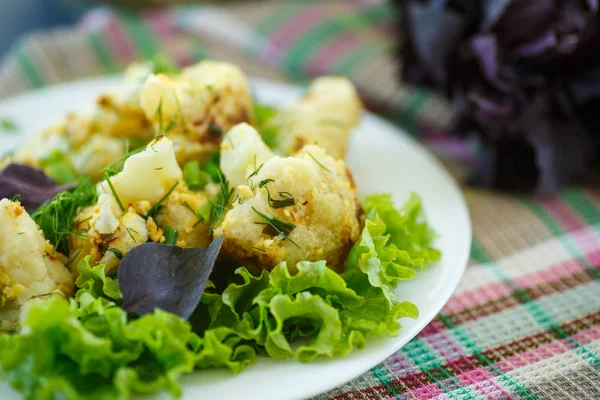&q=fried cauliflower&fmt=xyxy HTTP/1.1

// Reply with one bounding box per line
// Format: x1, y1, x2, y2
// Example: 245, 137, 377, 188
69, 136, 211, 273
140, 60, 254, 165
0, 199, 74, 331
271, 77, 362, 159
216, 125, 361, 271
